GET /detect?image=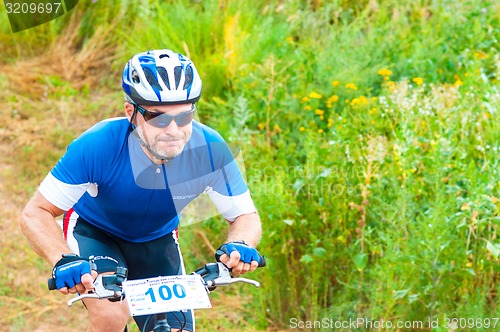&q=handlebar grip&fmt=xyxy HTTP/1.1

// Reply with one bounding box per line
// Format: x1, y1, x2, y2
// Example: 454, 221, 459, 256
215, 248, 267, 267
48, 277, 56, 290
47, 262, 98, 290
258, 255, 266, 267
